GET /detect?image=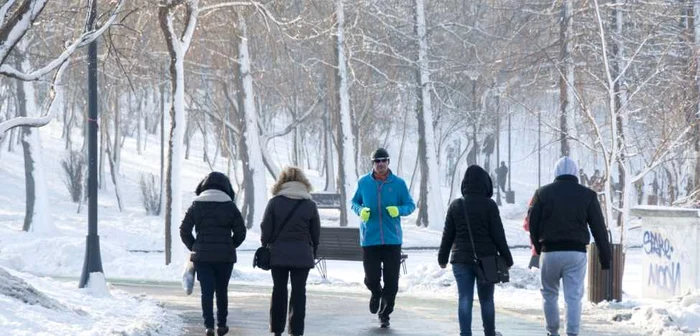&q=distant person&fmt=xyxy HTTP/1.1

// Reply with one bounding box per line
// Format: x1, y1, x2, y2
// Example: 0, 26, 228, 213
634, 174, 644, 205
590, 169, 604, 192
260, 166, 321, 336
438, 165, 513, 336
351, 148, 416, 328
180, 172, 247, 336
495, 161, 508, 193
578, 169, 589, 187
528, 157, 611, 336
